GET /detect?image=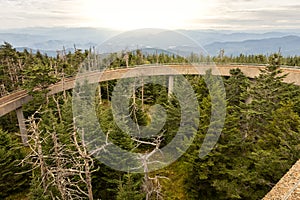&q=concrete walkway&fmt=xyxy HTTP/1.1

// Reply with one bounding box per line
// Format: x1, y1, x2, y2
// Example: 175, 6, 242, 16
263, 159, 300, 200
